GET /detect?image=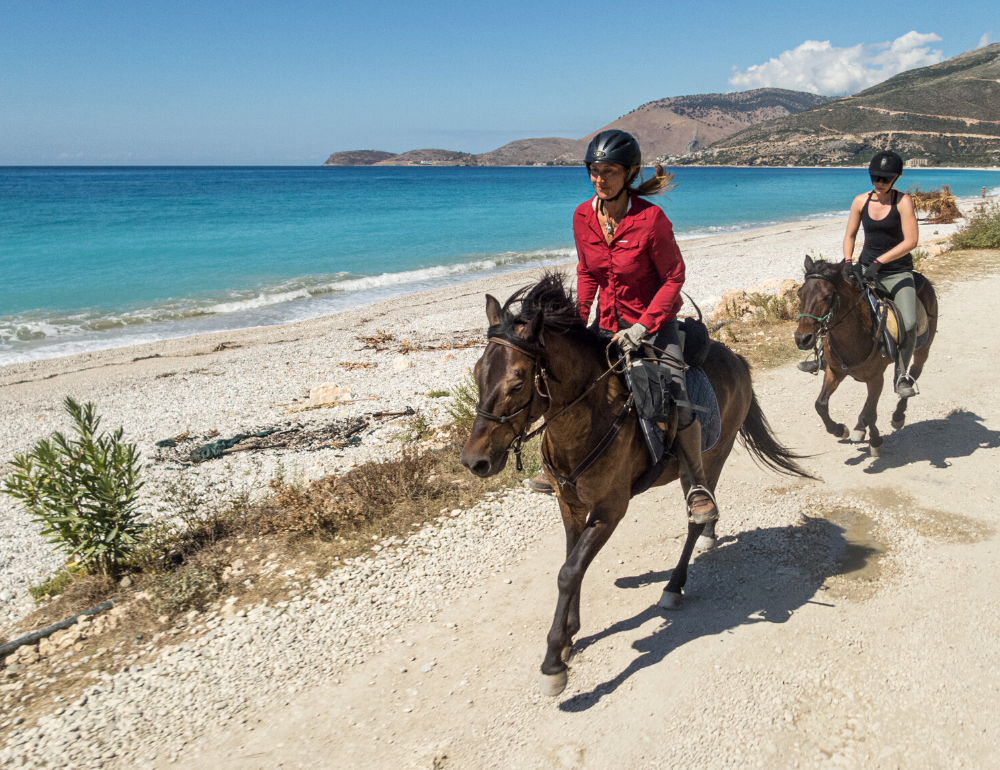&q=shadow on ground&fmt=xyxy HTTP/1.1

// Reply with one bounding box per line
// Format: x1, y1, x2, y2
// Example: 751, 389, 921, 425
844, 409, 1000, 472
558, 519, 874, 712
